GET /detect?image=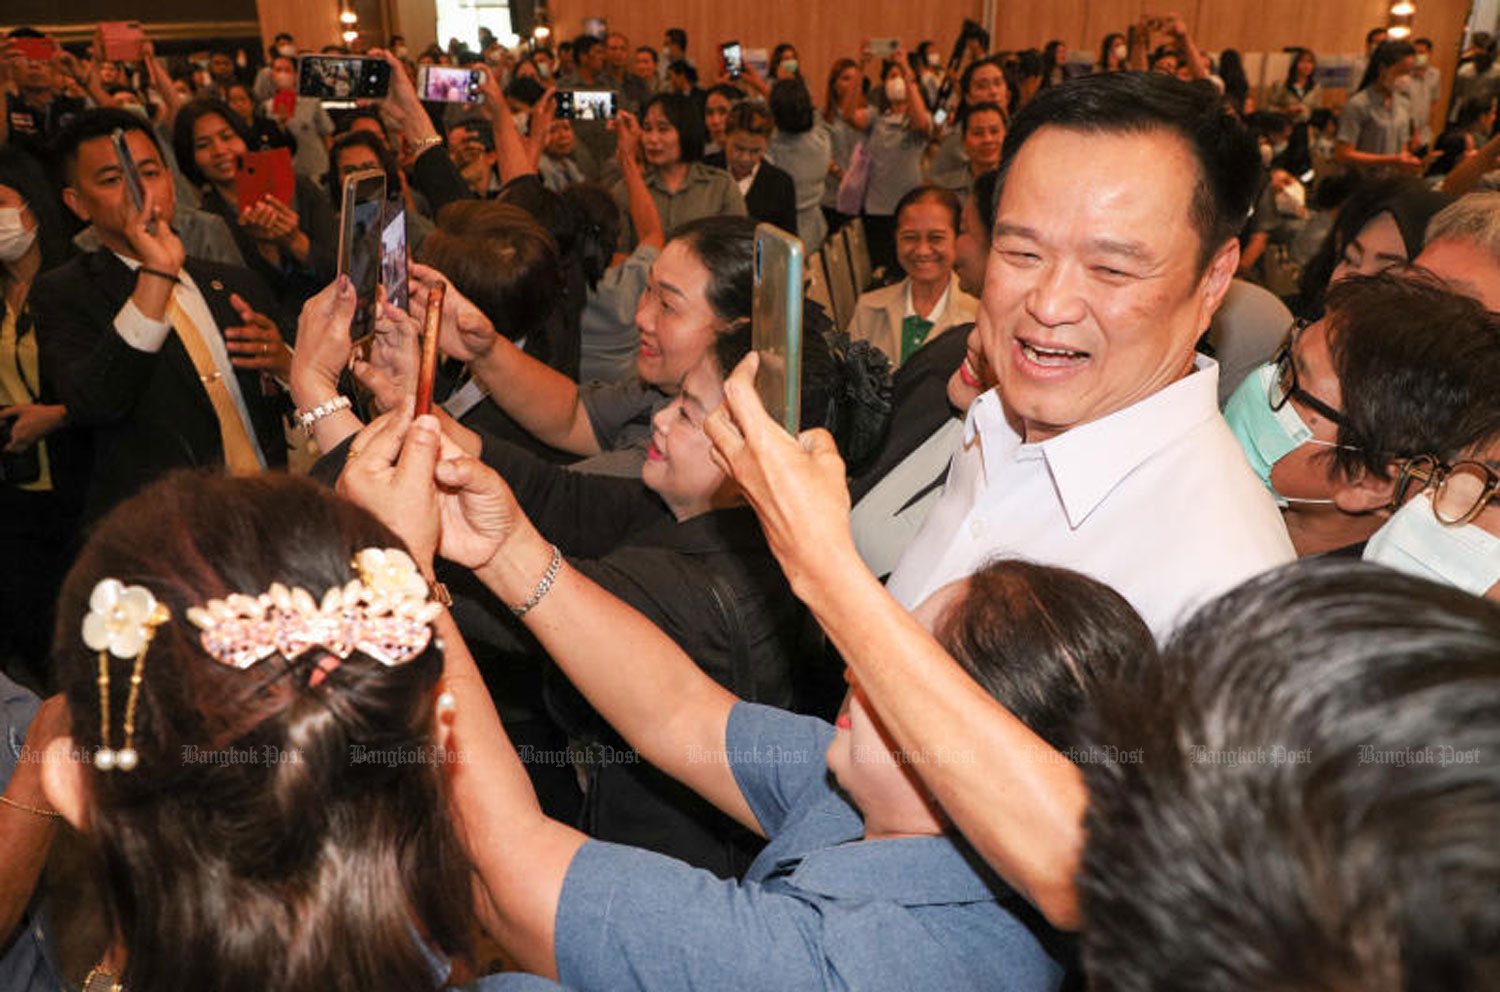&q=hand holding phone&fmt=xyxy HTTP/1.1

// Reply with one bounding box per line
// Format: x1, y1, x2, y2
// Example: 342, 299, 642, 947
751, 224, 805, 434
720, 41, 744, 79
